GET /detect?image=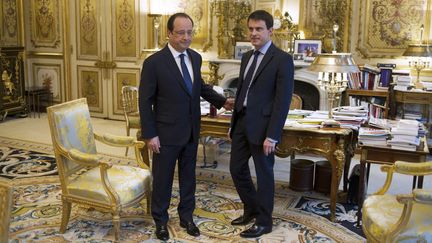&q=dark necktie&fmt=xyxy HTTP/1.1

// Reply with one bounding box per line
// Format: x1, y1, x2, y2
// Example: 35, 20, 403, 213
235, 51, 260, 112
179, 53, 193, 94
